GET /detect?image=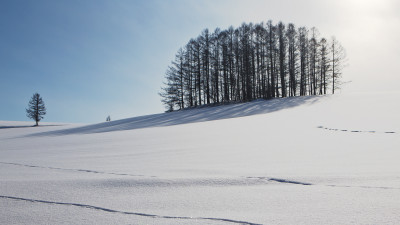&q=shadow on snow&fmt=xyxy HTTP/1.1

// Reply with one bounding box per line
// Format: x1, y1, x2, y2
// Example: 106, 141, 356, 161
33, 95, 324, 136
